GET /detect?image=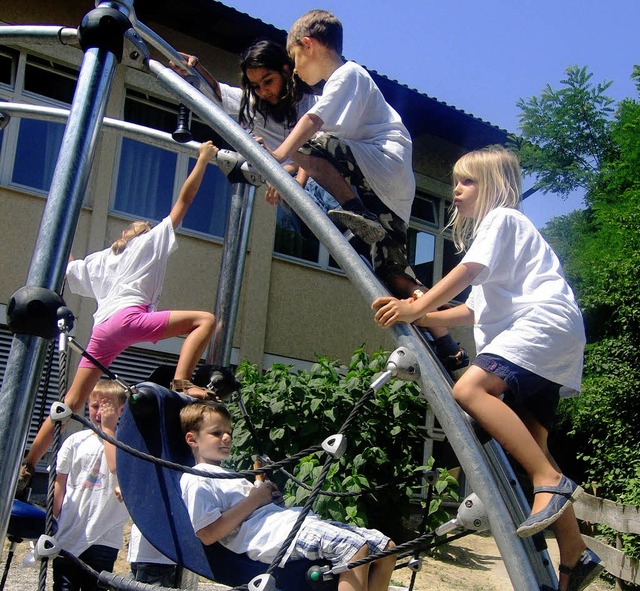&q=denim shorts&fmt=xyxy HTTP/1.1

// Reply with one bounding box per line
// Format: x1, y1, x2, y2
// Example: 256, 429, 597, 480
473, 353, 560, 430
